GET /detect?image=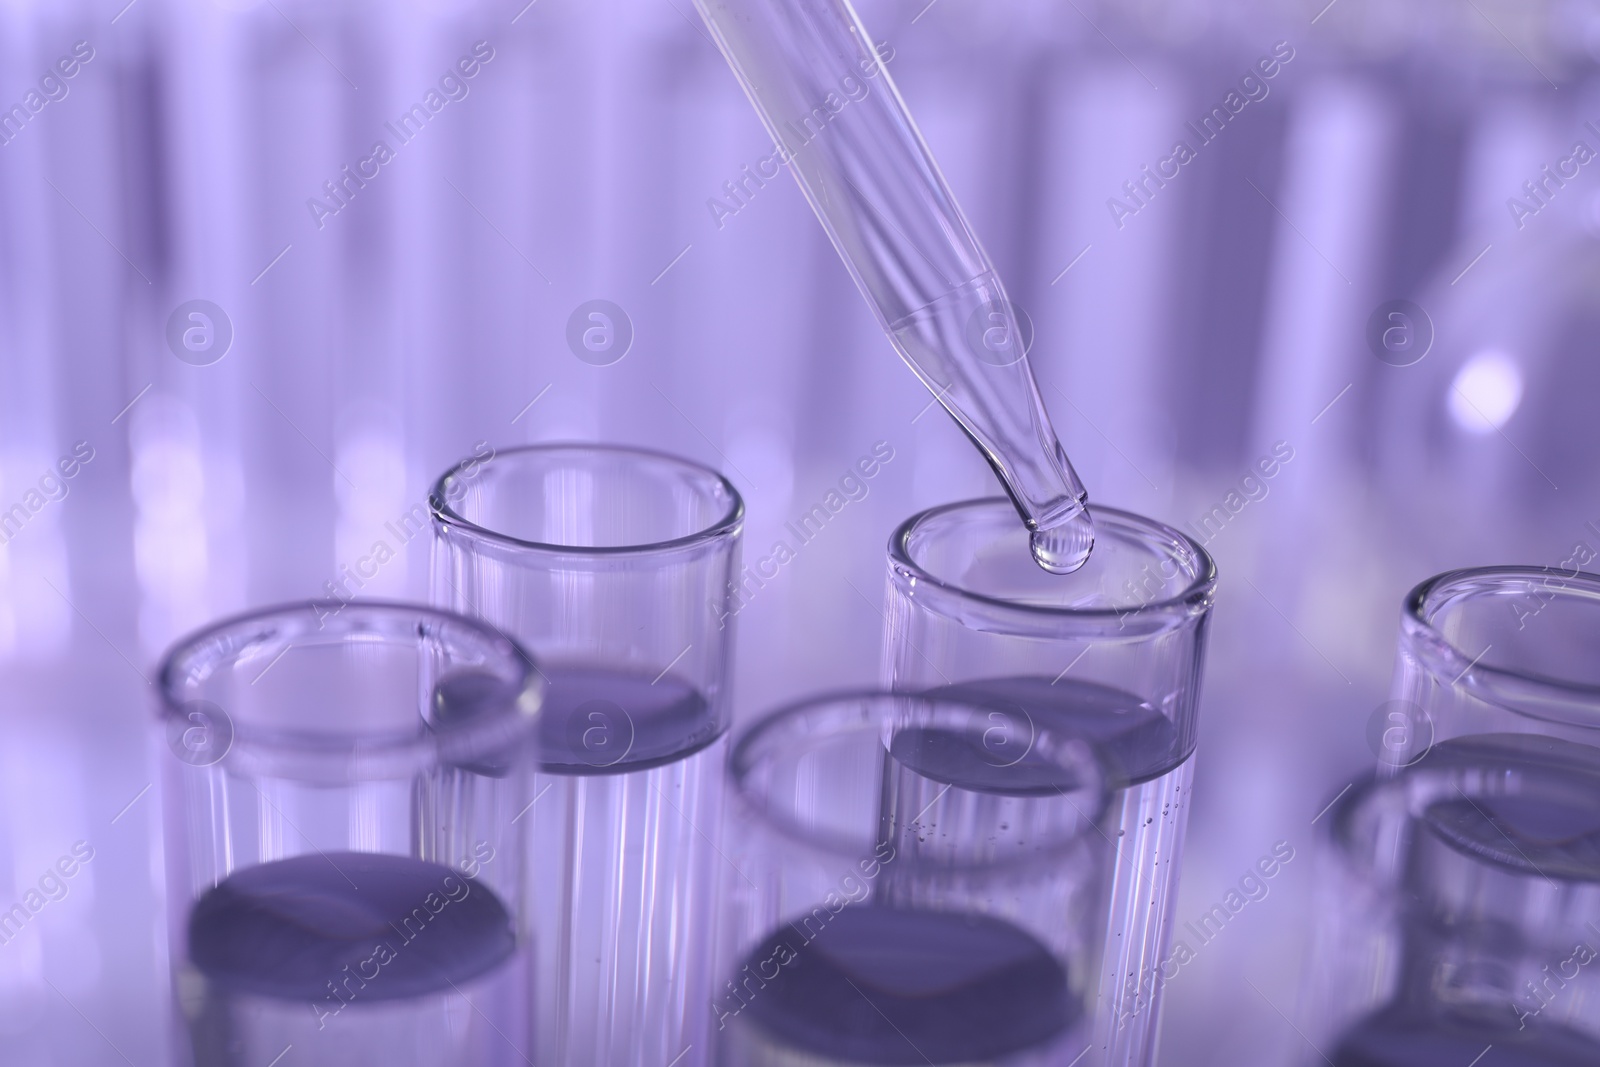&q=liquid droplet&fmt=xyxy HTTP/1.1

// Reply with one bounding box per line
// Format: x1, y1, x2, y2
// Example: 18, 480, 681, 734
1029, 507, 1095, 574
